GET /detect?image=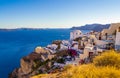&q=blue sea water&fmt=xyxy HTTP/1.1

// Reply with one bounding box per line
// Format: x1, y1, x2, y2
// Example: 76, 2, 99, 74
0, 29, 90, 78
